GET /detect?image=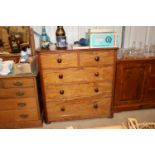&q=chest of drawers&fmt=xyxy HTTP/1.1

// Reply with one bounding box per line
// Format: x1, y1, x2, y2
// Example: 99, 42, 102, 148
0, 72, 42, 128
37, 48, 117, 123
